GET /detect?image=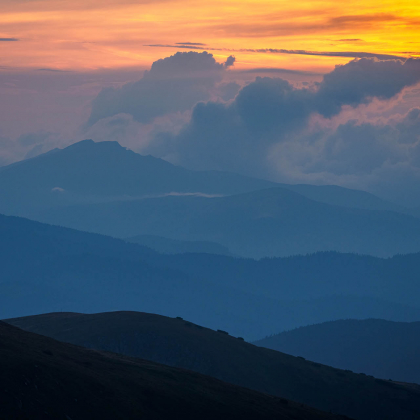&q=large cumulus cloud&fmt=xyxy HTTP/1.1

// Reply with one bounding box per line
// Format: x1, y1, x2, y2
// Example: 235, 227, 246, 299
88, 51, 236, 125
146, 57, 420, 204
